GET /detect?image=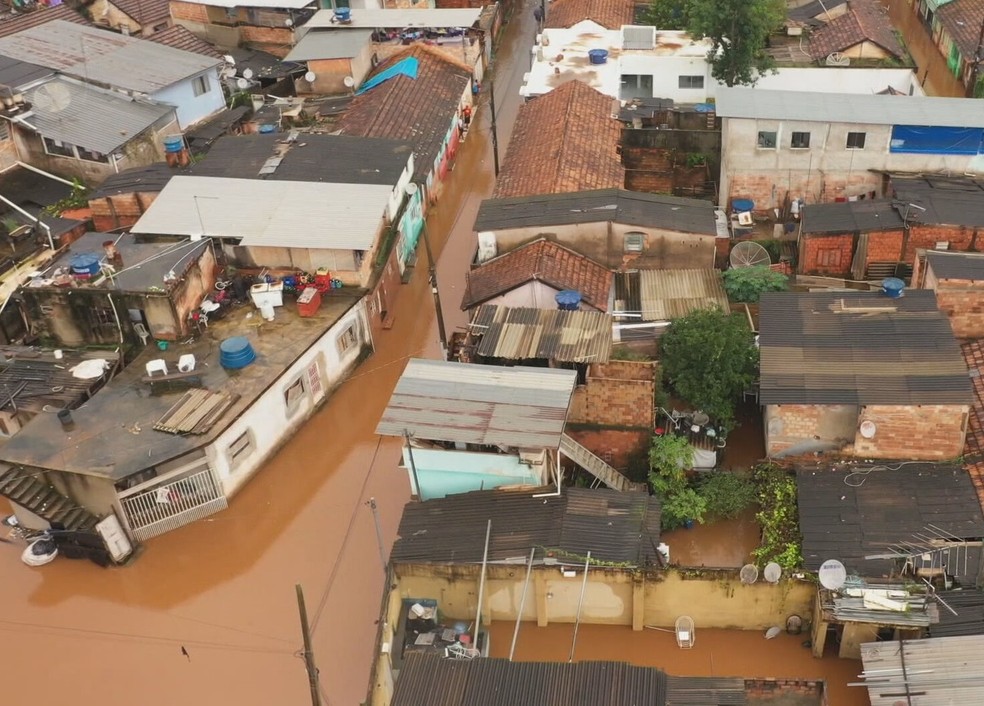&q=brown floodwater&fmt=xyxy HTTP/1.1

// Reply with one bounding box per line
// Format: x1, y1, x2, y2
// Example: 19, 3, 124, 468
663, 507, 761, 568
887, 0, 966, 98
490, 622, 870, 706
0, 8, 538, 706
